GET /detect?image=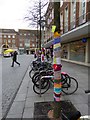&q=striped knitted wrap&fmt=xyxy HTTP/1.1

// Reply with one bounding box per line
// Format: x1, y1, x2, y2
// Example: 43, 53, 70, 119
53, 35, 62, 102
